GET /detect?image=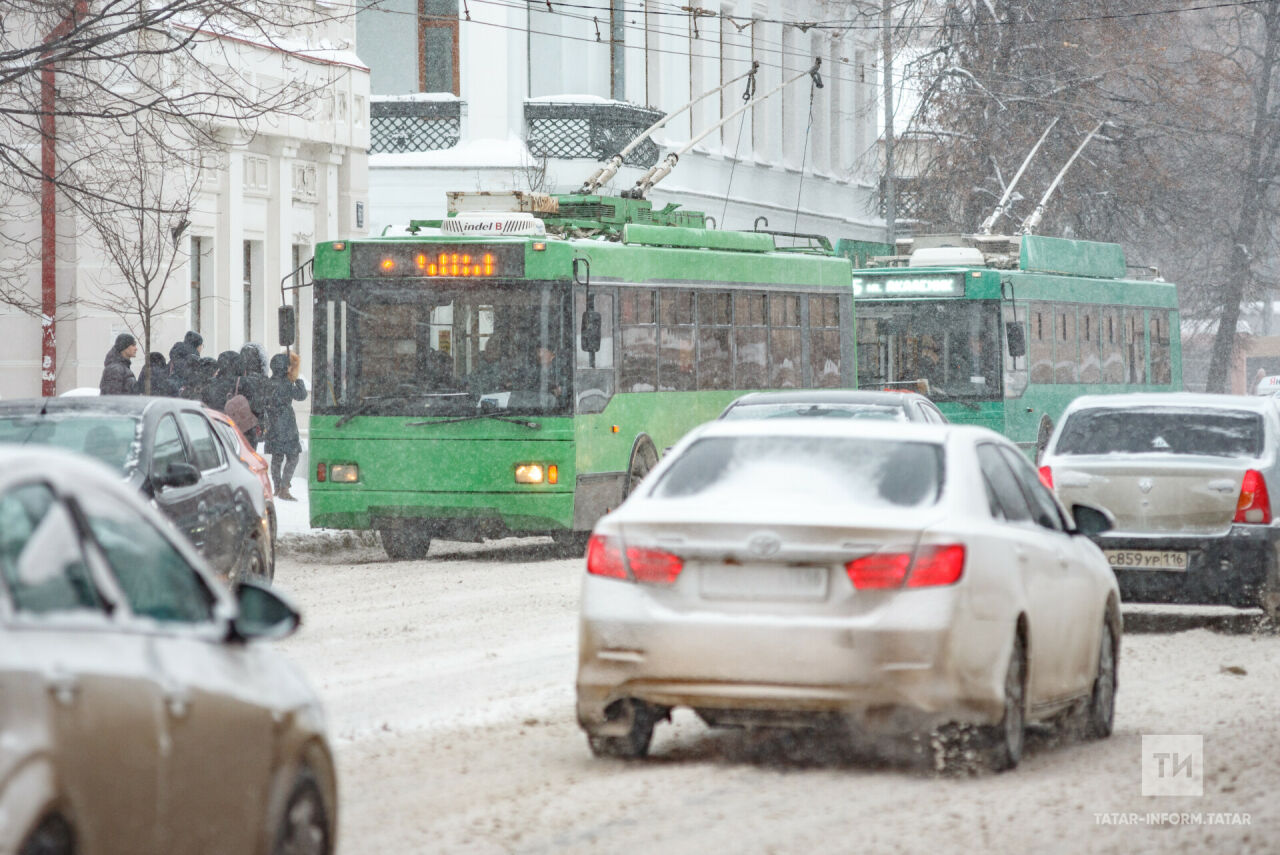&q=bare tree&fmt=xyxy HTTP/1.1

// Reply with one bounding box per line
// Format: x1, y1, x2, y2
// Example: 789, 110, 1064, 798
79, 116, 201, 393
